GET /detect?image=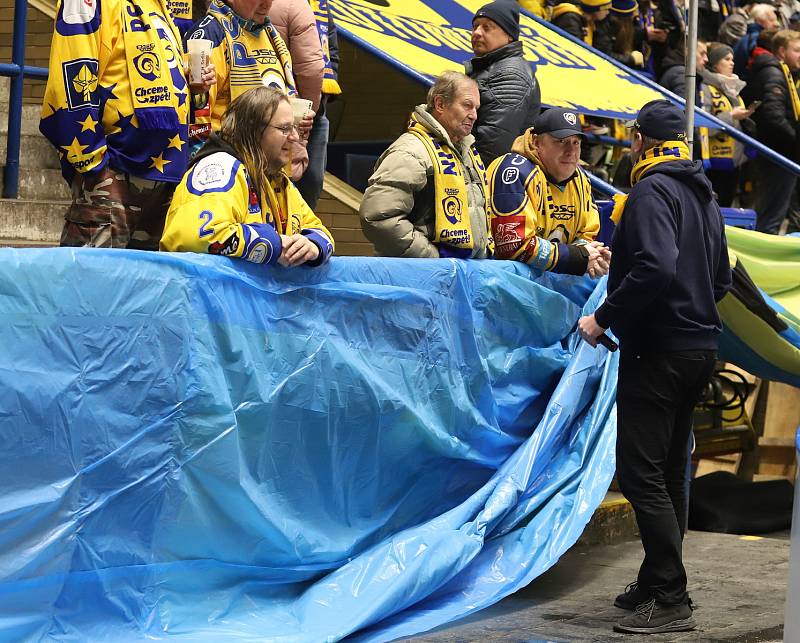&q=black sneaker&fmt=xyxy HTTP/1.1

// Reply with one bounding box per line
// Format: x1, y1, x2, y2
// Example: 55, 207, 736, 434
614, 581, 651, 610
613, 598, 696, 634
